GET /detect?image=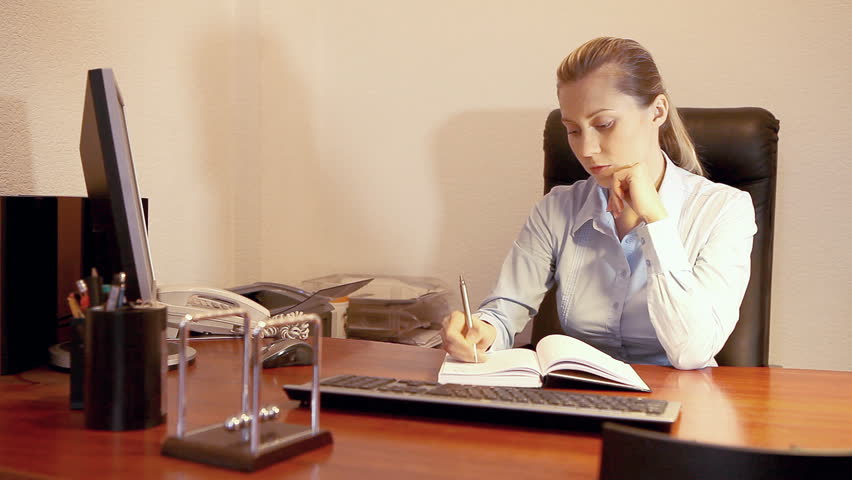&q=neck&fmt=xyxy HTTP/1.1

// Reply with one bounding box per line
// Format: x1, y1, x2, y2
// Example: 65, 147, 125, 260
649, 149, 667, 191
